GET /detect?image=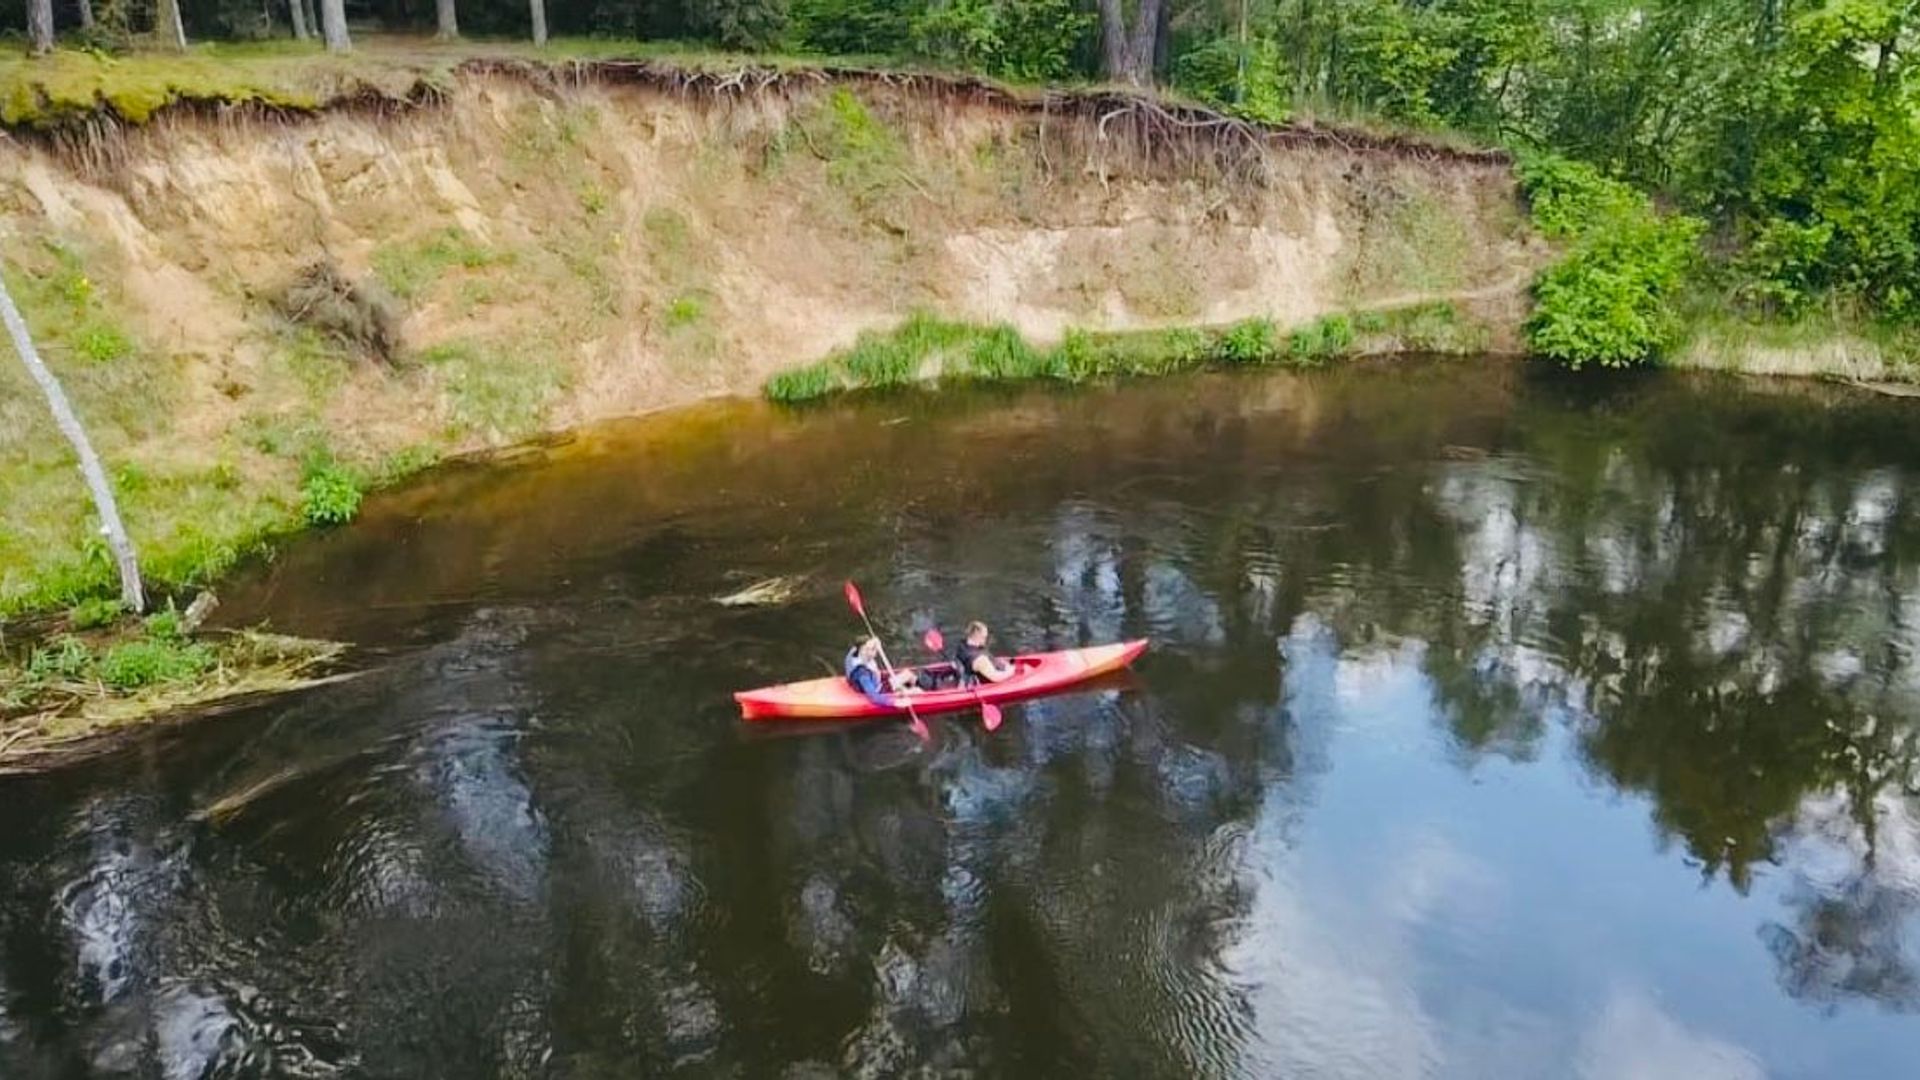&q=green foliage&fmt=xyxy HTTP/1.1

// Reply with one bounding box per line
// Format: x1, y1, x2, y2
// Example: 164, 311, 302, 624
1172, 36, 1288, 124
765, 361, 840, 403
1521, 155, 1705, 369
300, 461, 363, 527
1288, 314, 1354, 365
688, 0, 791, 49
793, 0, 915, 55
95, 638, 215, 689
68, 596, 124, 631
372, 228, 502, 302
28, 635, 93, 682
76, 324, 133, 363
1517, 155, 1642, 241
1219, 318, 1277, 364
909, 0, 1091, 82
666, 294, 706, 328
963, 324, 1049, 380
20, 621, 213, 691
761, 311, 1398, 401
419, 341, 568, 440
